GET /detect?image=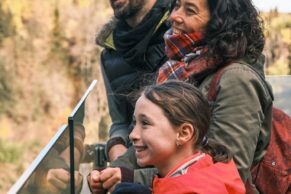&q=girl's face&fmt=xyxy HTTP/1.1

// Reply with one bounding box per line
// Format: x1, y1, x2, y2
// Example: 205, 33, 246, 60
129, 94, 179, 174
170, 0, 210, 34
